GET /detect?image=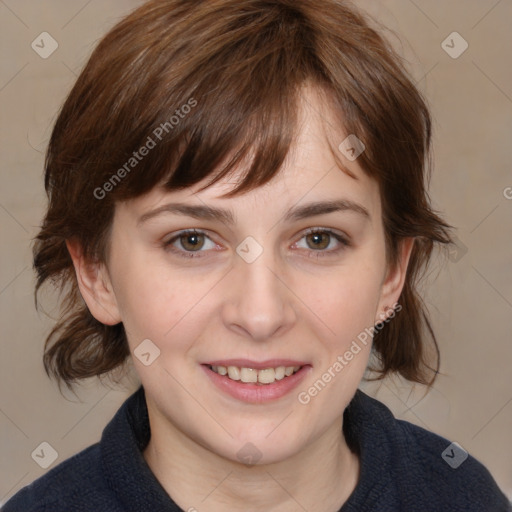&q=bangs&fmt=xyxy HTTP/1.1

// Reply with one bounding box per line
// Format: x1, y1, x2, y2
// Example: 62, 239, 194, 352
83, 2, 330, 204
